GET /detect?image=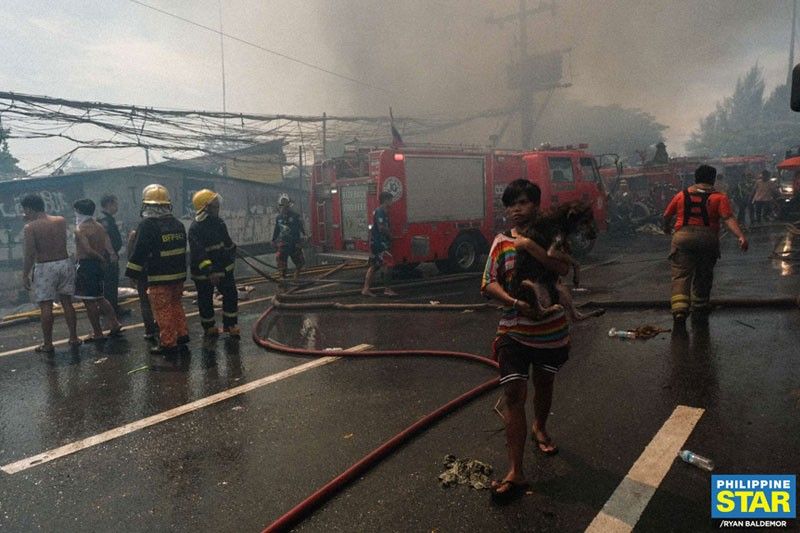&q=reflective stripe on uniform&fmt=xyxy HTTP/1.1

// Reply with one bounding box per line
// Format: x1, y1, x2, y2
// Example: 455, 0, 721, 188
126, 262, 143, 272
225, 263, 235, 272
671, 294, 690, 312
148, 272, 186, 282
198, 259, 212, 270
223, 311, 238, 318
160, 247, 186, 257
205, 243, 224, 252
